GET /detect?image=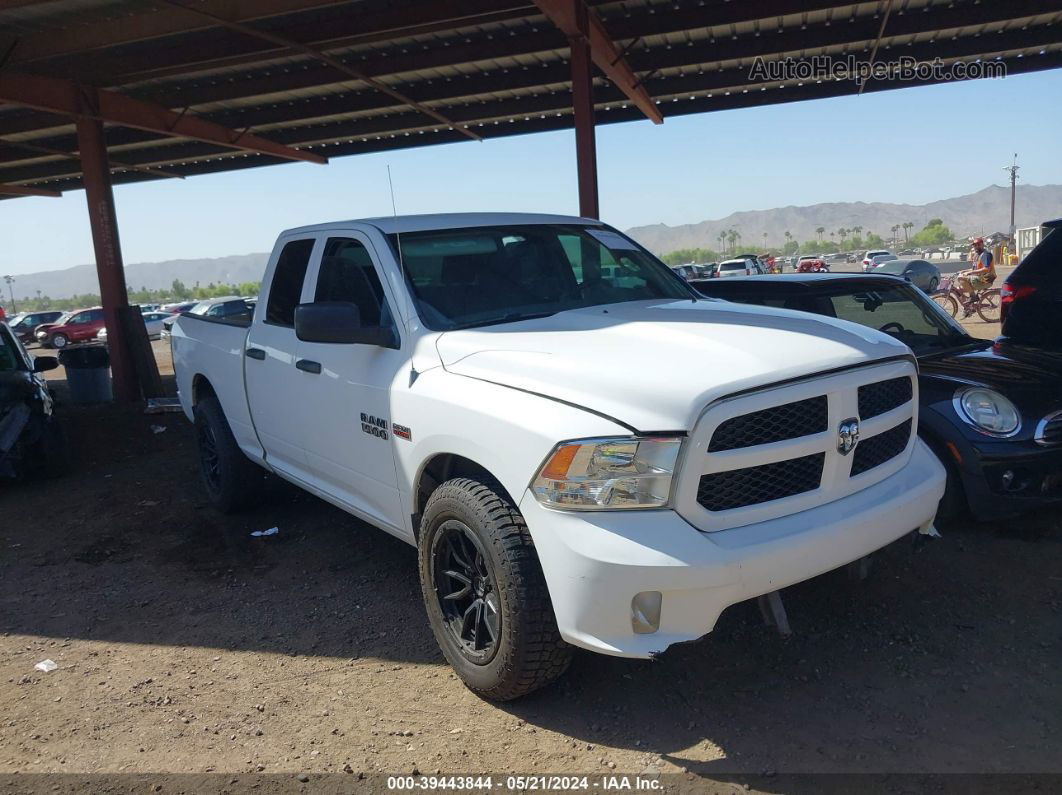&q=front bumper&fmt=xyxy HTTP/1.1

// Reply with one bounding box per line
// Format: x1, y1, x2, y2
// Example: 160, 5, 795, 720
955, 440, 1062, 519
519, 438, 945, 658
